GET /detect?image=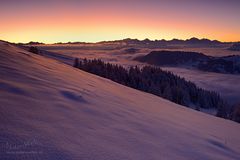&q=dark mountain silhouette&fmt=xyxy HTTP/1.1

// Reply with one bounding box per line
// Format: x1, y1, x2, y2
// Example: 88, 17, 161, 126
135, 50, 209, 66
135, 50, 240, 74
26, 37, 232, 47
117, 37, 223, 48
26, 41, 45, 45
17, 41, 45, 45
185, 37, 221, 46
198, 55, 240, 74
